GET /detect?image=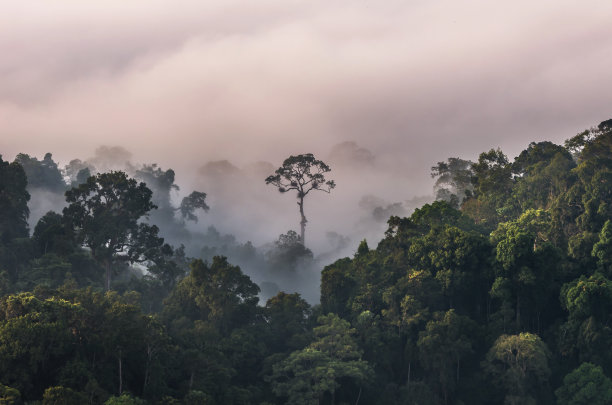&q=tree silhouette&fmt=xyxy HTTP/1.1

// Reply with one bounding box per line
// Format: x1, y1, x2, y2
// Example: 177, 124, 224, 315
265, 154, 335, 244
63, 171, 168, 290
